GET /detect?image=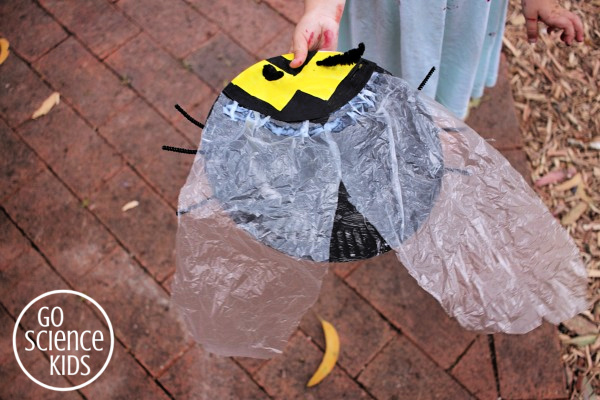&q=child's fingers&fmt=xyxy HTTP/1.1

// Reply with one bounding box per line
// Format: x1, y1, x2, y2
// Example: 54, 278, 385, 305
568, 13, 585, 42
290, 30, 309, 68
523, 12, 540, 43
553, 15, 575, 45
